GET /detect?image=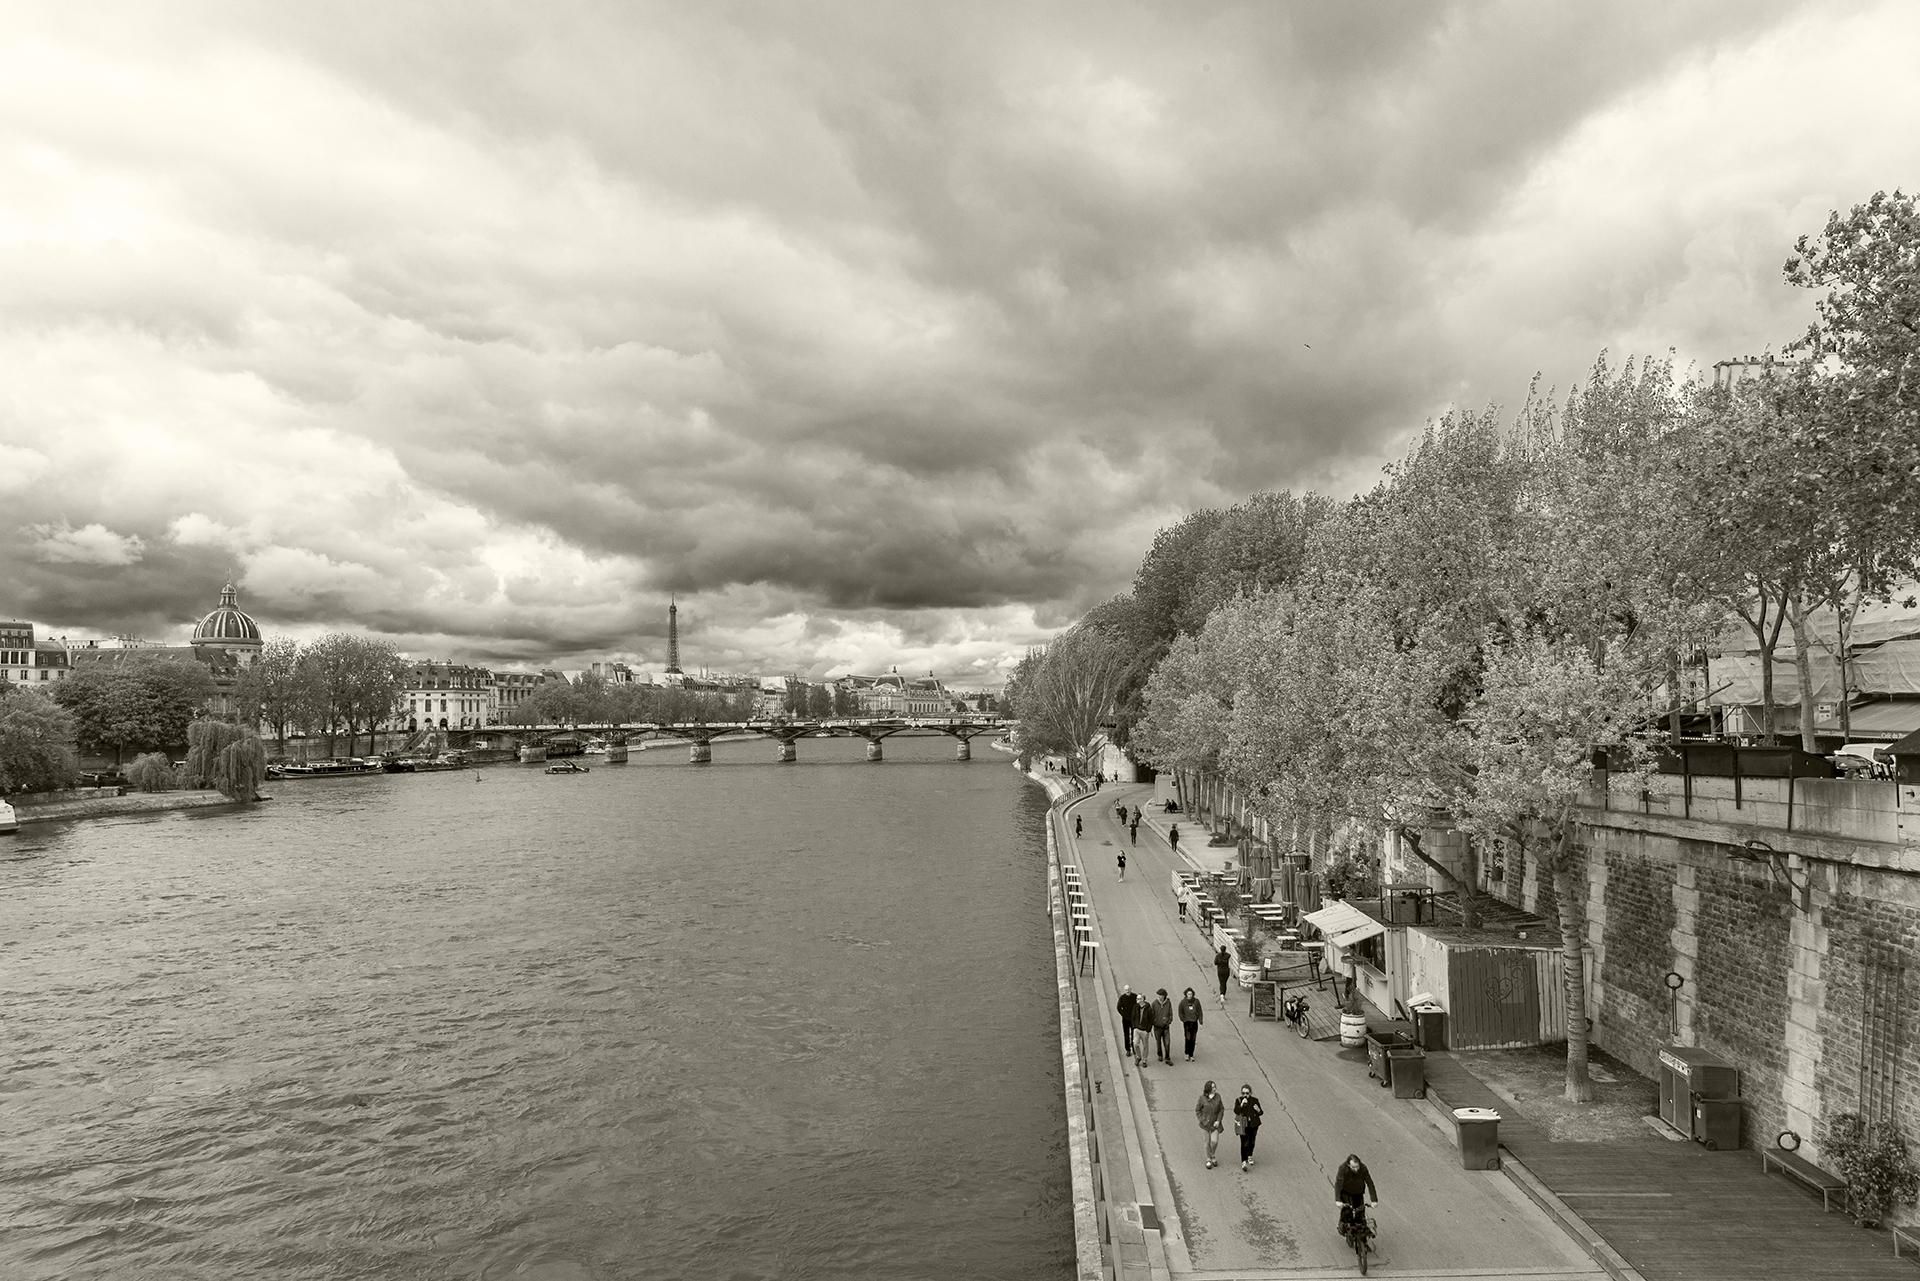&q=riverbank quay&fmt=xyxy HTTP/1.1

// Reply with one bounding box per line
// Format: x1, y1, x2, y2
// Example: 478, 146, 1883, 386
1417, 1052, 1919, 1281
10, 789, 234, 823
1038, 768, 1604, 1281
